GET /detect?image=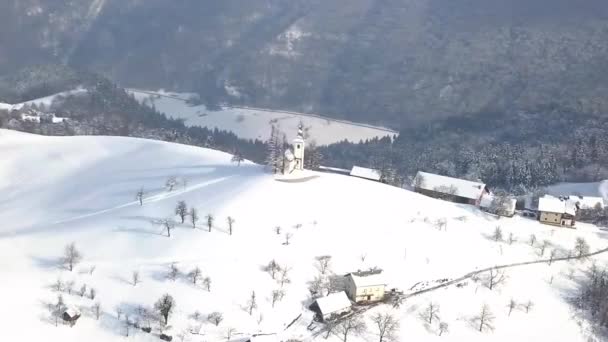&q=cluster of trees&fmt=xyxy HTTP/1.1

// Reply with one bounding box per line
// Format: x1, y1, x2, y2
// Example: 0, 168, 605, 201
321, 112, 608, 193
575, 262, 608, 328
